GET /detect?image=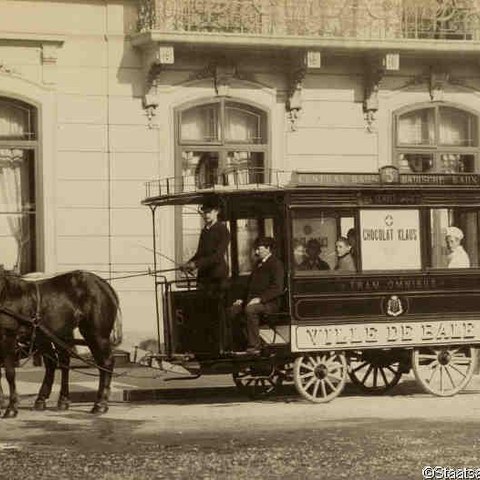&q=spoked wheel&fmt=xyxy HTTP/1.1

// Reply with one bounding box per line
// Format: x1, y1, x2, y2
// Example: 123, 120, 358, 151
347, 350, 403, 395
293, 352, 348, 403
412, 345, 477, 397
232, 364, 279, 399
